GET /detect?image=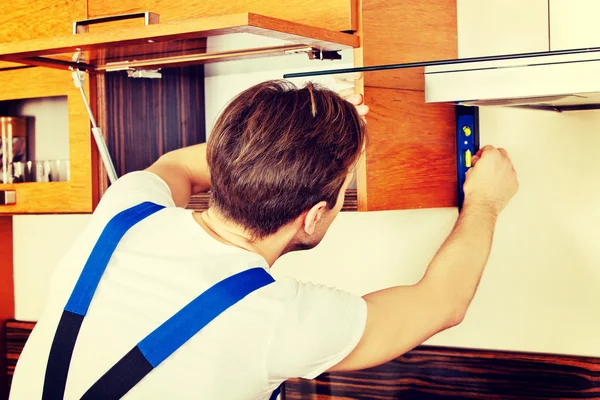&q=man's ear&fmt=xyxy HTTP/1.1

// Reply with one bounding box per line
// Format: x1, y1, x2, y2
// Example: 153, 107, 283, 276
303, 201, 328, 235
